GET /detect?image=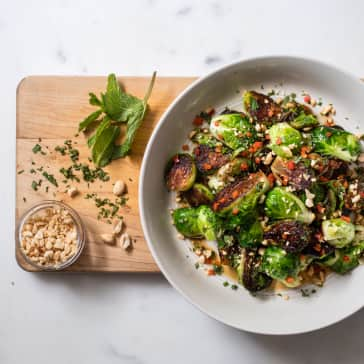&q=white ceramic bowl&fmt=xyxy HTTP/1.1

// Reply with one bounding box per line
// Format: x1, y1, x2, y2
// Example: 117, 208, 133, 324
139, 56, 364, 334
